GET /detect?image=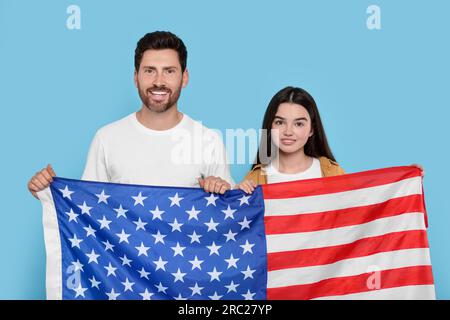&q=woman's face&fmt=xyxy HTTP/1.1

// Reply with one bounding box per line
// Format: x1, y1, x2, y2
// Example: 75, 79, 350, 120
271, 102, 313, 155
